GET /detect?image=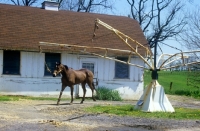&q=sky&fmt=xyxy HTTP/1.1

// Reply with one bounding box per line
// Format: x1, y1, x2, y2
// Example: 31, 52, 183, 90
108, 0, 200, 55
